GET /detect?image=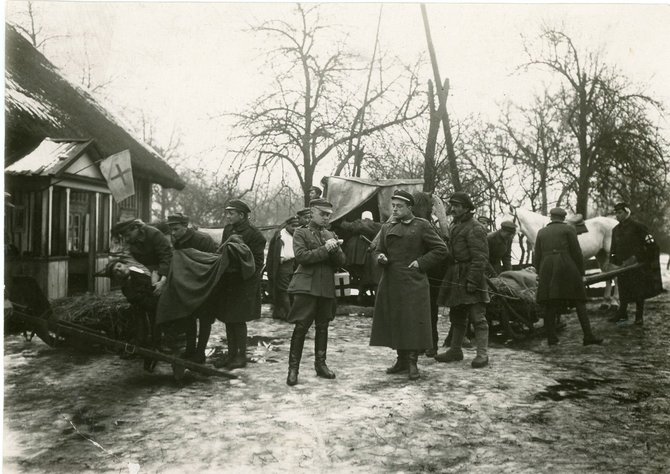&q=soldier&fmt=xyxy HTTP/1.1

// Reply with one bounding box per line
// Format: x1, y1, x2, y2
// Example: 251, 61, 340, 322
308, 186, 323, 201
370, 190, 448, 380
168, 213, 217, 253
436, 192, 491, 368
609, 202, 663, 325
112, 219, 172, 296
296, 208, 311, 228
534, 207, 603, 346
167, 213, 218, 363
213, 200, 266, 369
487, 220, 517, 276
286, 198, 346, 386
266, 216, 299, 321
